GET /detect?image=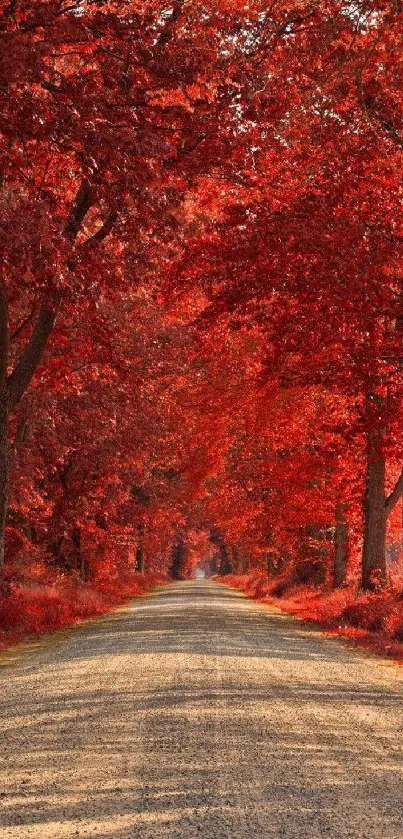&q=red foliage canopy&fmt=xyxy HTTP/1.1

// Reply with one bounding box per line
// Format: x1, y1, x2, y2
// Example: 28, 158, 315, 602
2, 0, 403, 644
